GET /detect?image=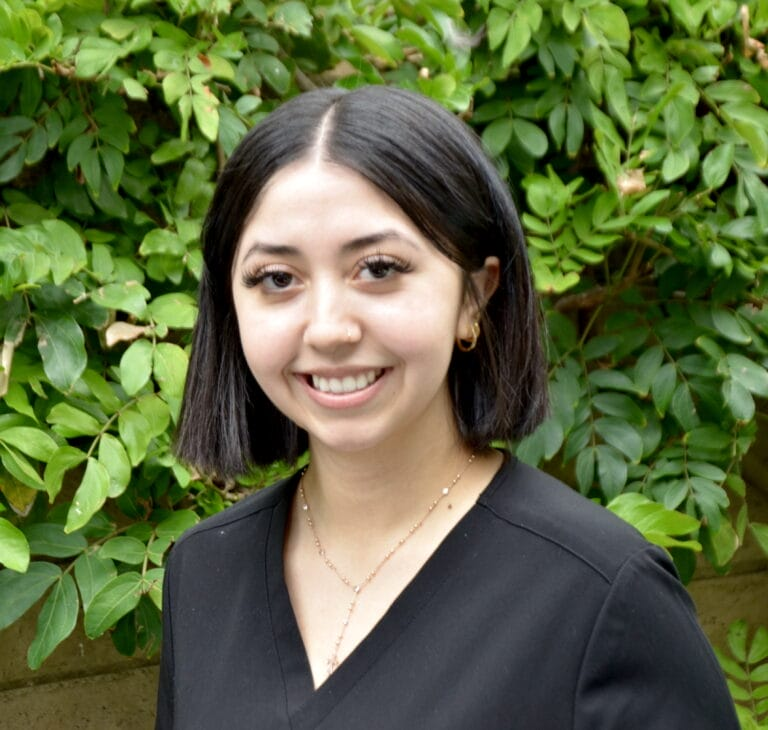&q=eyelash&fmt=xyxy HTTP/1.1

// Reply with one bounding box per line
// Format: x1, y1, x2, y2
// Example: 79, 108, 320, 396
241, 265, 294, 290
357, 254, 413, 280
241, 255, 413, 290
